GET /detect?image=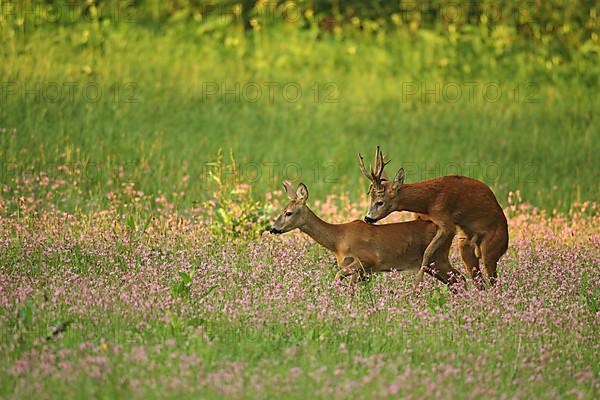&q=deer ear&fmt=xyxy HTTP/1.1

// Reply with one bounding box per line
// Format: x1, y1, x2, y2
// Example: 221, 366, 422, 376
296, 183, 309, 203
282, 180, 296, 200
393, 168, 405, 187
